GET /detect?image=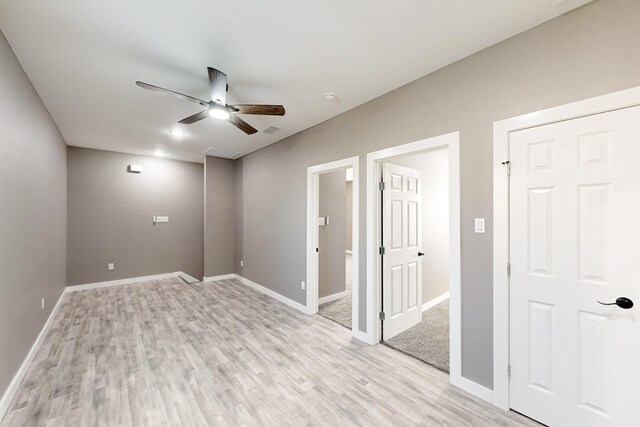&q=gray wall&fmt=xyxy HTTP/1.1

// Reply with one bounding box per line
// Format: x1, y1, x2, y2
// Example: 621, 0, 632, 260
67, 147, 203, 285
392, 149, 450, 305
0, 33, 67, 398
234, 160, 244, 275
205, 156, 236, 278
234, 0, 640, 388
318, 170, 347, 298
